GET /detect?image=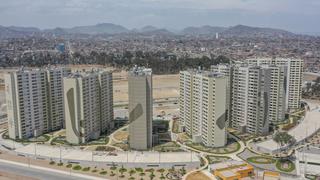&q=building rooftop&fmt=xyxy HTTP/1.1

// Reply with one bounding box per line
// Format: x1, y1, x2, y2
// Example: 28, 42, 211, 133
66, 69, 110, 78
129, 66, 152, 76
